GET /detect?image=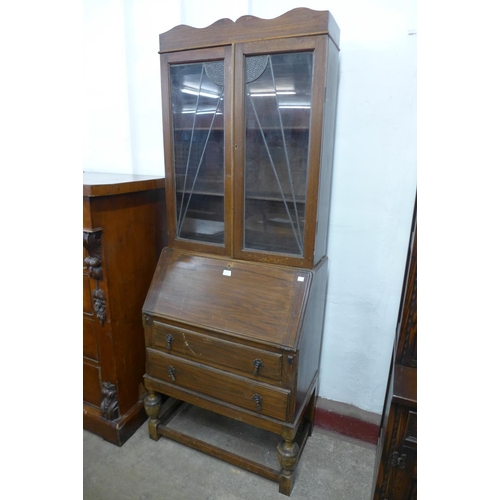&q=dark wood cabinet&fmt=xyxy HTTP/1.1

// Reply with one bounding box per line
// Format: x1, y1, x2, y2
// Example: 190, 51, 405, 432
143, 8, 340, 495
83, 172, 166, 445
372, 199, 417, 499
